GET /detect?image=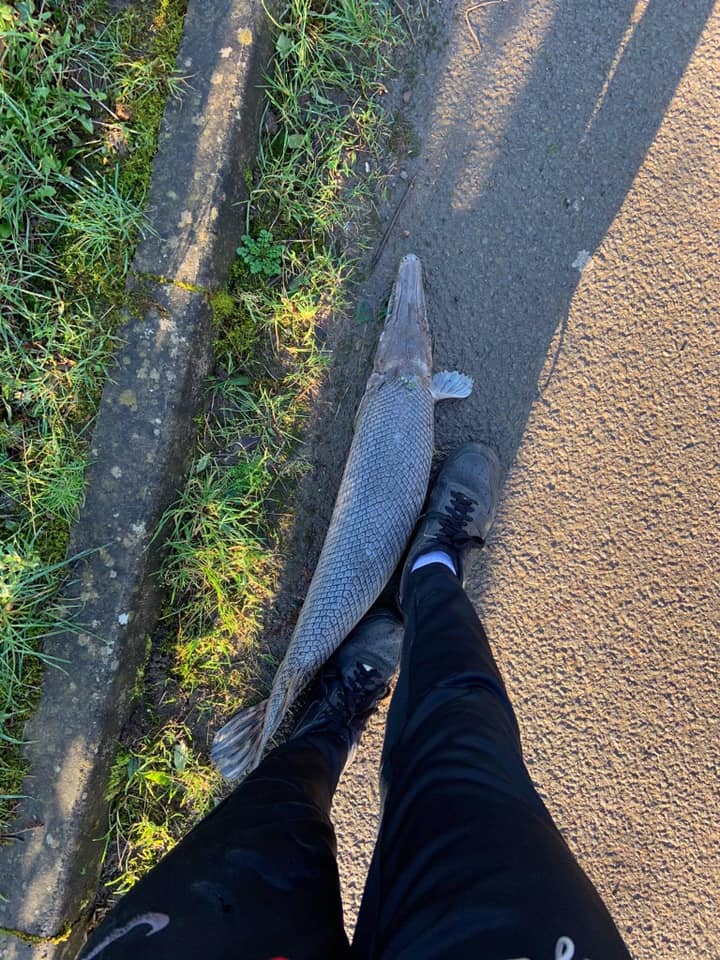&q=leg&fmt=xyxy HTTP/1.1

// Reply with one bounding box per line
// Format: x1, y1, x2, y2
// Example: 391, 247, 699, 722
80, 732, 351, 960
80, 610, 403, 960
354, 566, 630, 960
354, 443, 631, 960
